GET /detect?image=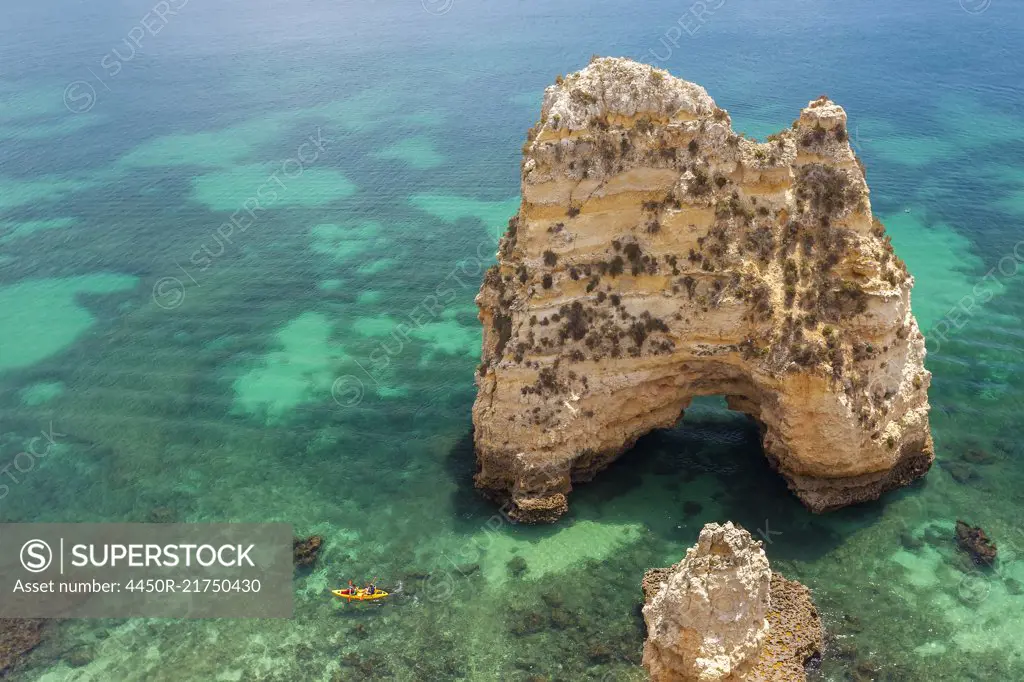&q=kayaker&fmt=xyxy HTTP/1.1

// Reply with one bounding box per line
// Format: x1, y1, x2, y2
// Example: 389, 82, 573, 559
366, 584, 376, 596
